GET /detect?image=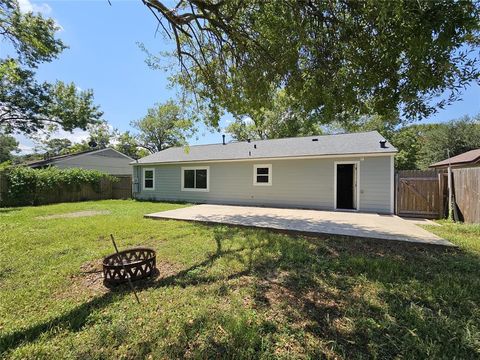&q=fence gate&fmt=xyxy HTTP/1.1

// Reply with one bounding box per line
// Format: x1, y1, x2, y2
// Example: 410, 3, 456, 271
396, 170, 444, 219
